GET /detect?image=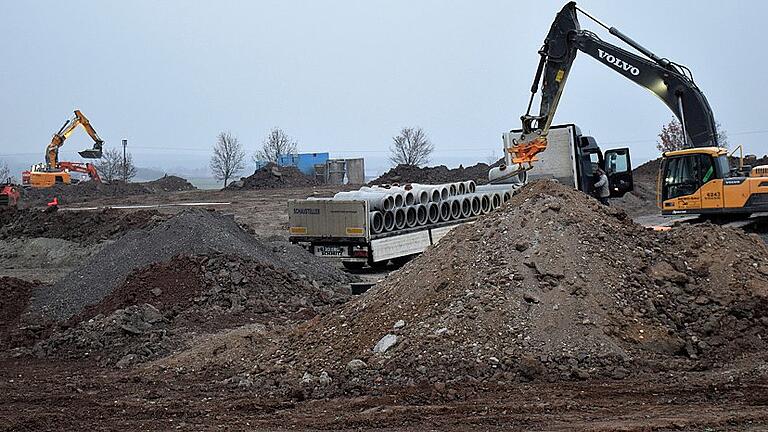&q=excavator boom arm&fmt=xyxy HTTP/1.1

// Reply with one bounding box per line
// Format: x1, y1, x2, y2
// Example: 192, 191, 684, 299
511, 2, 718, 170
44, 110, 104, 168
